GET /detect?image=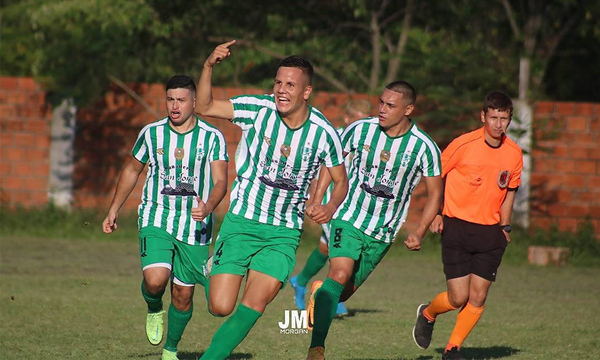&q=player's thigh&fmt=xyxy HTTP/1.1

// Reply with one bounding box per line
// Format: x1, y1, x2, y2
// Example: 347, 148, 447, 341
172, 241, 209, 287
351, 235, 391, 288
139, 226, 175, 275
209, 273, 244, 315
241, 270, 284, 312
248, 224, 300, 288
